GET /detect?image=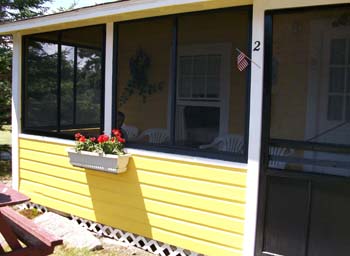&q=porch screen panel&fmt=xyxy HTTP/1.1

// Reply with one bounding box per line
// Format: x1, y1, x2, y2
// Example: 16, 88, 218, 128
268, 6, 350, 176
76, 48, 102, 126
60, 45, 74, 126
23, 25, 105, 138
116, 17, 172, 145
176, 8, 250, 157
25, 39, 58, 131
114, 8, 251, 161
